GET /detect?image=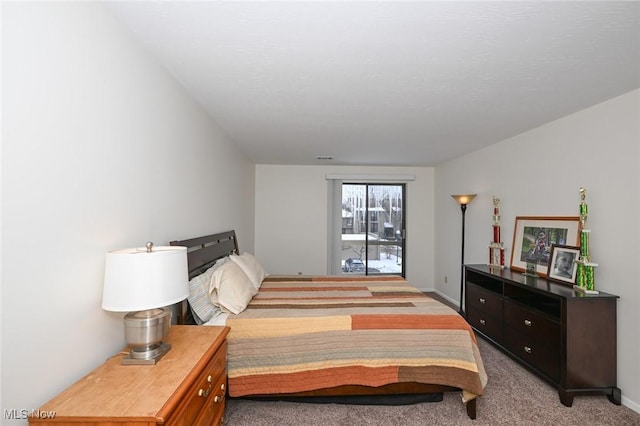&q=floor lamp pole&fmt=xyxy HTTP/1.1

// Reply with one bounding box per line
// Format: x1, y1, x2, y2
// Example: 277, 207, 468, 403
451, 194, 476, 315
459, 203, 467, 314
